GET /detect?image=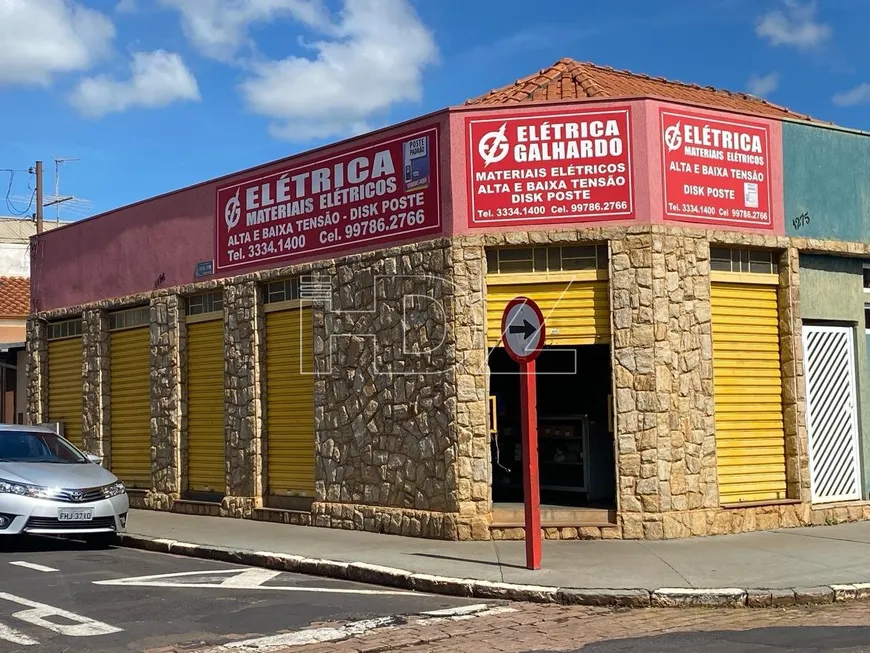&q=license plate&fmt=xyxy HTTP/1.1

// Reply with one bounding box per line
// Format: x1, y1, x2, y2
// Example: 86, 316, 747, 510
57, 508, 93, 522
